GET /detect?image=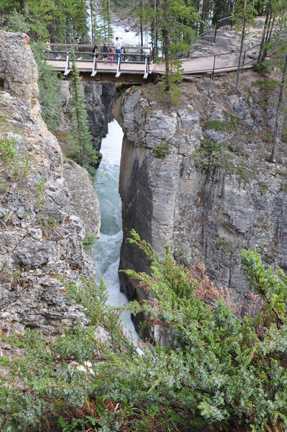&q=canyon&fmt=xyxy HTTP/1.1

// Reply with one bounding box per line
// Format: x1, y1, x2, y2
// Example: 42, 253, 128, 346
0, 30, 286, 347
